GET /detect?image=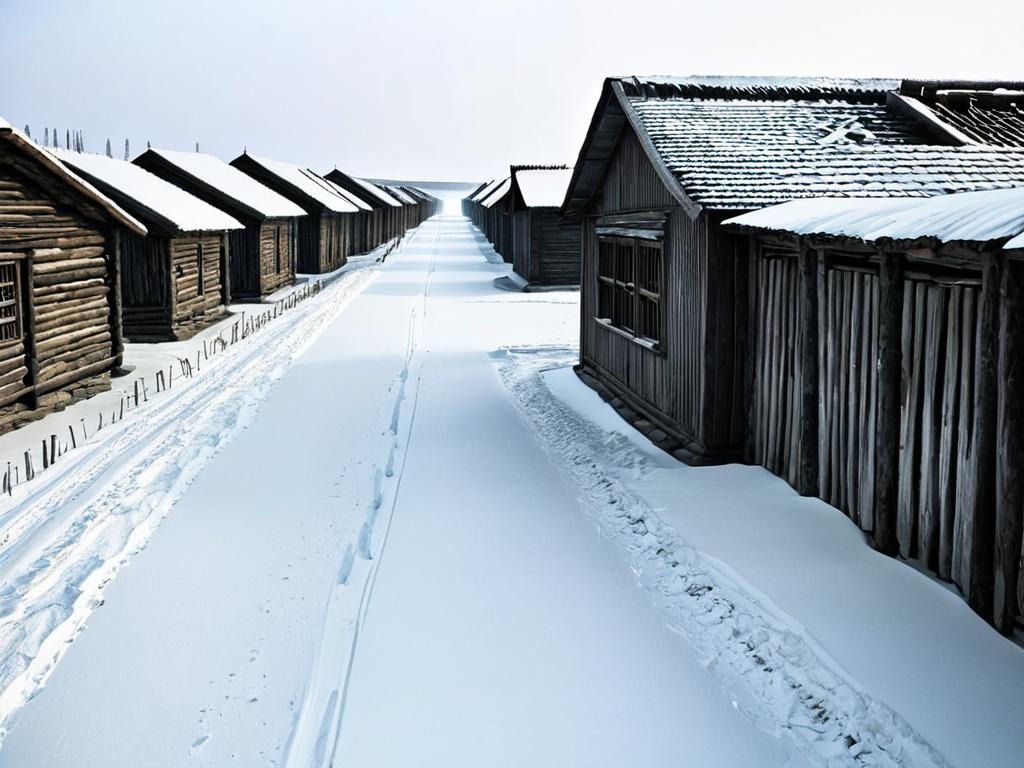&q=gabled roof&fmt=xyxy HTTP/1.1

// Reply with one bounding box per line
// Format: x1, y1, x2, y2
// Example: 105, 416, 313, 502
479, 177, 511, 208
562, 75, 1024, 218
0, 120, 146, 235
56, 149, 242, 234
899, 81, 1024, 148
230, 153, 359, 213
135, 148, 305, 219
724, 186, 1024, 249
511, 166, 574, 209
318, 176, 372, 211
471, 179, 500, 202
383, 185, 416, 205
464, 181, 489, 199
